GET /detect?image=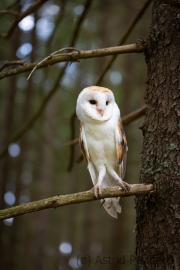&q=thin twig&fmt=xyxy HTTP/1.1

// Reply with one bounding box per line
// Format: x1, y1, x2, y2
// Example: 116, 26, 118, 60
64, 138, 79, 147
0, 10, 19, 16
0, 1, 20, 21
1, 0, 48, 39
27, 47, 80, 80
0, 60, 26, 72
121, 105, 146, 125
96, 0, 152, 85
0, 43, 146, 80
0, 184, 154, 220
